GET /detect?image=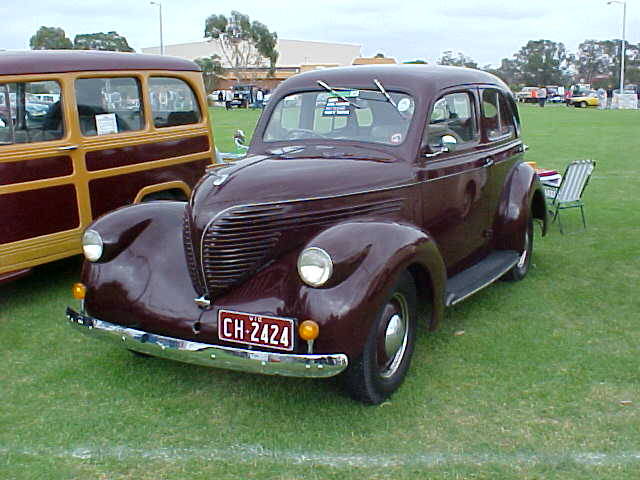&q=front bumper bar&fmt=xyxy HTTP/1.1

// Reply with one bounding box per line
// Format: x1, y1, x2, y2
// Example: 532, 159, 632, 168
66, 308, 348, 378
